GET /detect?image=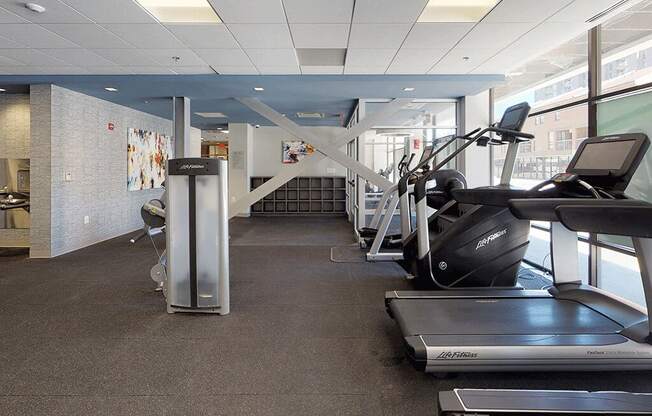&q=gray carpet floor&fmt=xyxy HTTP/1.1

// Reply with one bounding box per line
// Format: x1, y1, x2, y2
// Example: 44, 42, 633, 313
1, 216, 651, 415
